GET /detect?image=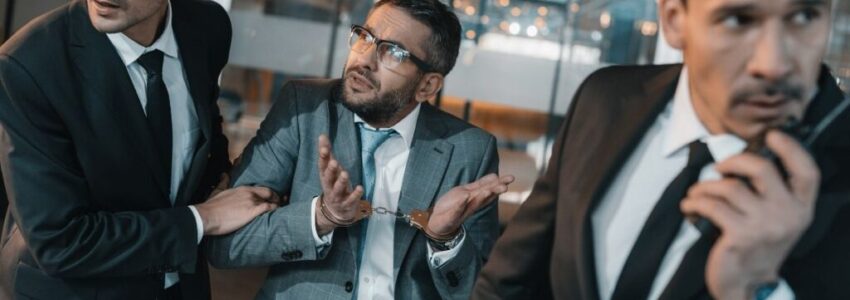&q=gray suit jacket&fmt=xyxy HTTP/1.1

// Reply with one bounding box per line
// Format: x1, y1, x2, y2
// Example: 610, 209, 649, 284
208, 79, 500, 300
